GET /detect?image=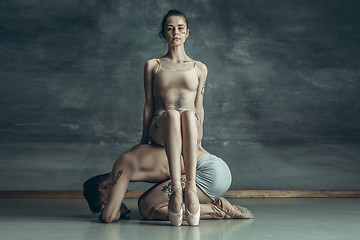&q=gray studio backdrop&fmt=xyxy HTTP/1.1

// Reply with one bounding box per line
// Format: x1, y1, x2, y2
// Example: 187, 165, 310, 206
1, 0, 360, 190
